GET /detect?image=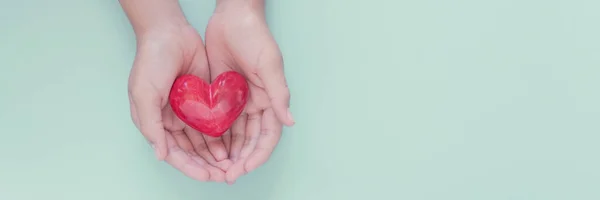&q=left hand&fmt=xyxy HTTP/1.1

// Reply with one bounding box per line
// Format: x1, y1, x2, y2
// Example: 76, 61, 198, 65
200, 0, 295, 184
127, 24, 231, 182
